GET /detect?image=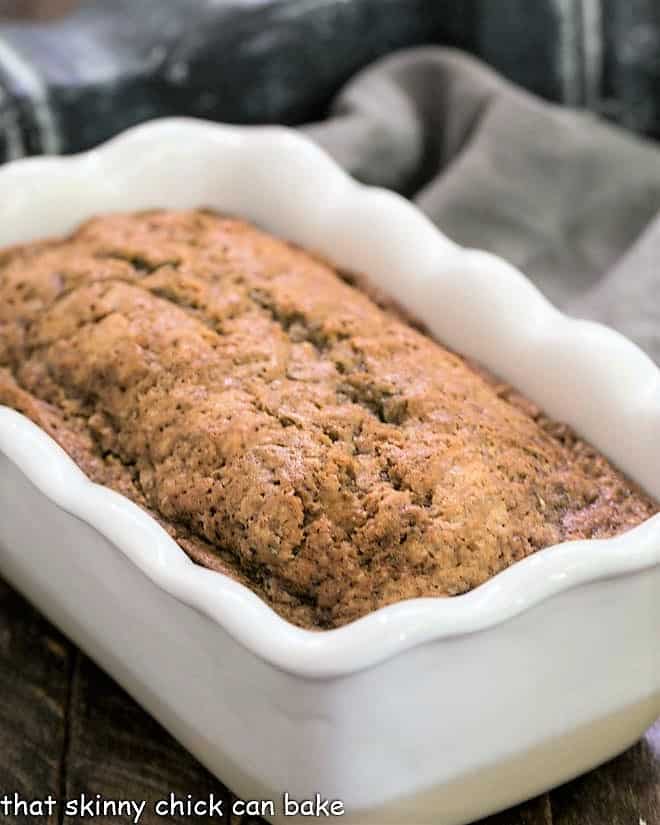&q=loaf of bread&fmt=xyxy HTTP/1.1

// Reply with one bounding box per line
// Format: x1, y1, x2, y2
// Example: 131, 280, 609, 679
0, 210, 656, 628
